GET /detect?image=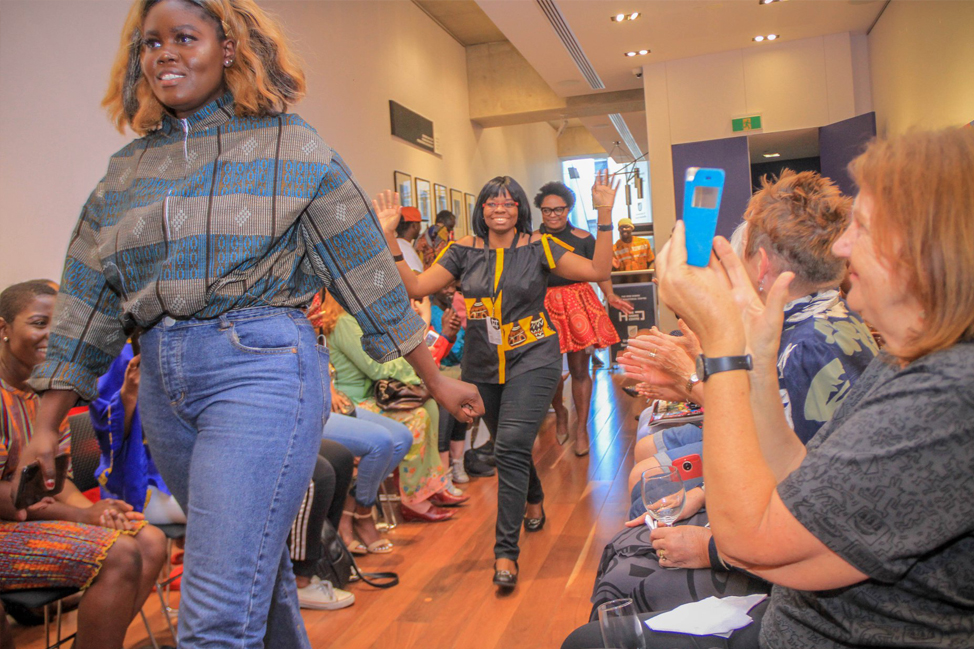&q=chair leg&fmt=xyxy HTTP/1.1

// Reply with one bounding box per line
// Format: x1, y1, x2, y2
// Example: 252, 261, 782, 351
44, 603, 50, 649
55, 599, 62, 647
376, 475, 401, 530
141, 608, 161, 649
